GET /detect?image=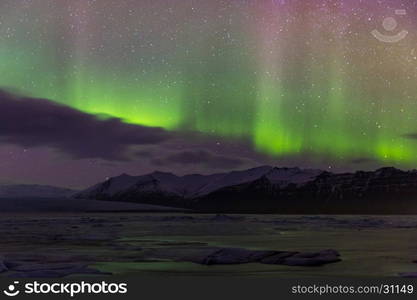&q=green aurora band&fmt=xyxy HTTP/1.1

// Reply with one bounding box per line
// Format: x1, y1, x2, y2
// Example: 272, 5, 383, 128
1, 0, 417, 167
